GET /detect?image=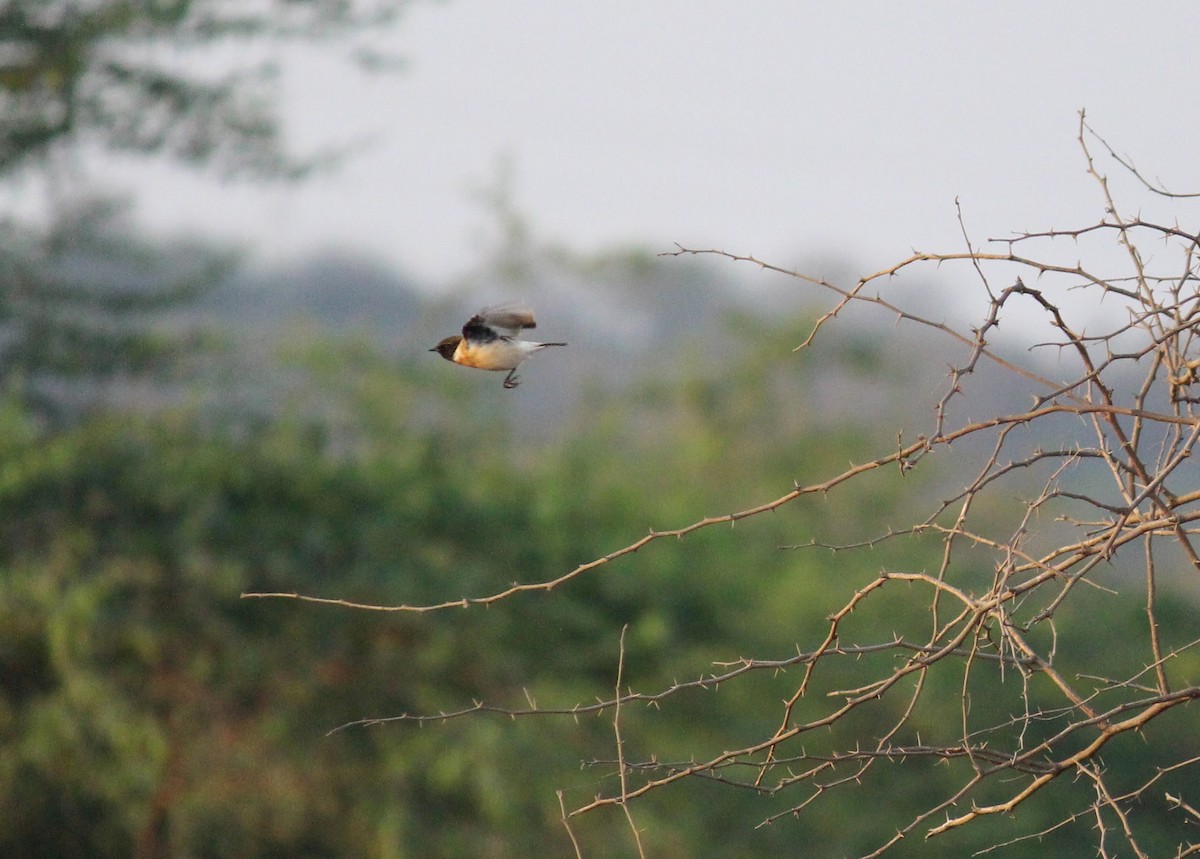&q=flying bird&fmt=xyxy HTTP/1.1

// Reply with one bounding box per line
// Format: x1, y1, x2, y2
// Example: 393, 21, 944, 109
430, 304, 567, 389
